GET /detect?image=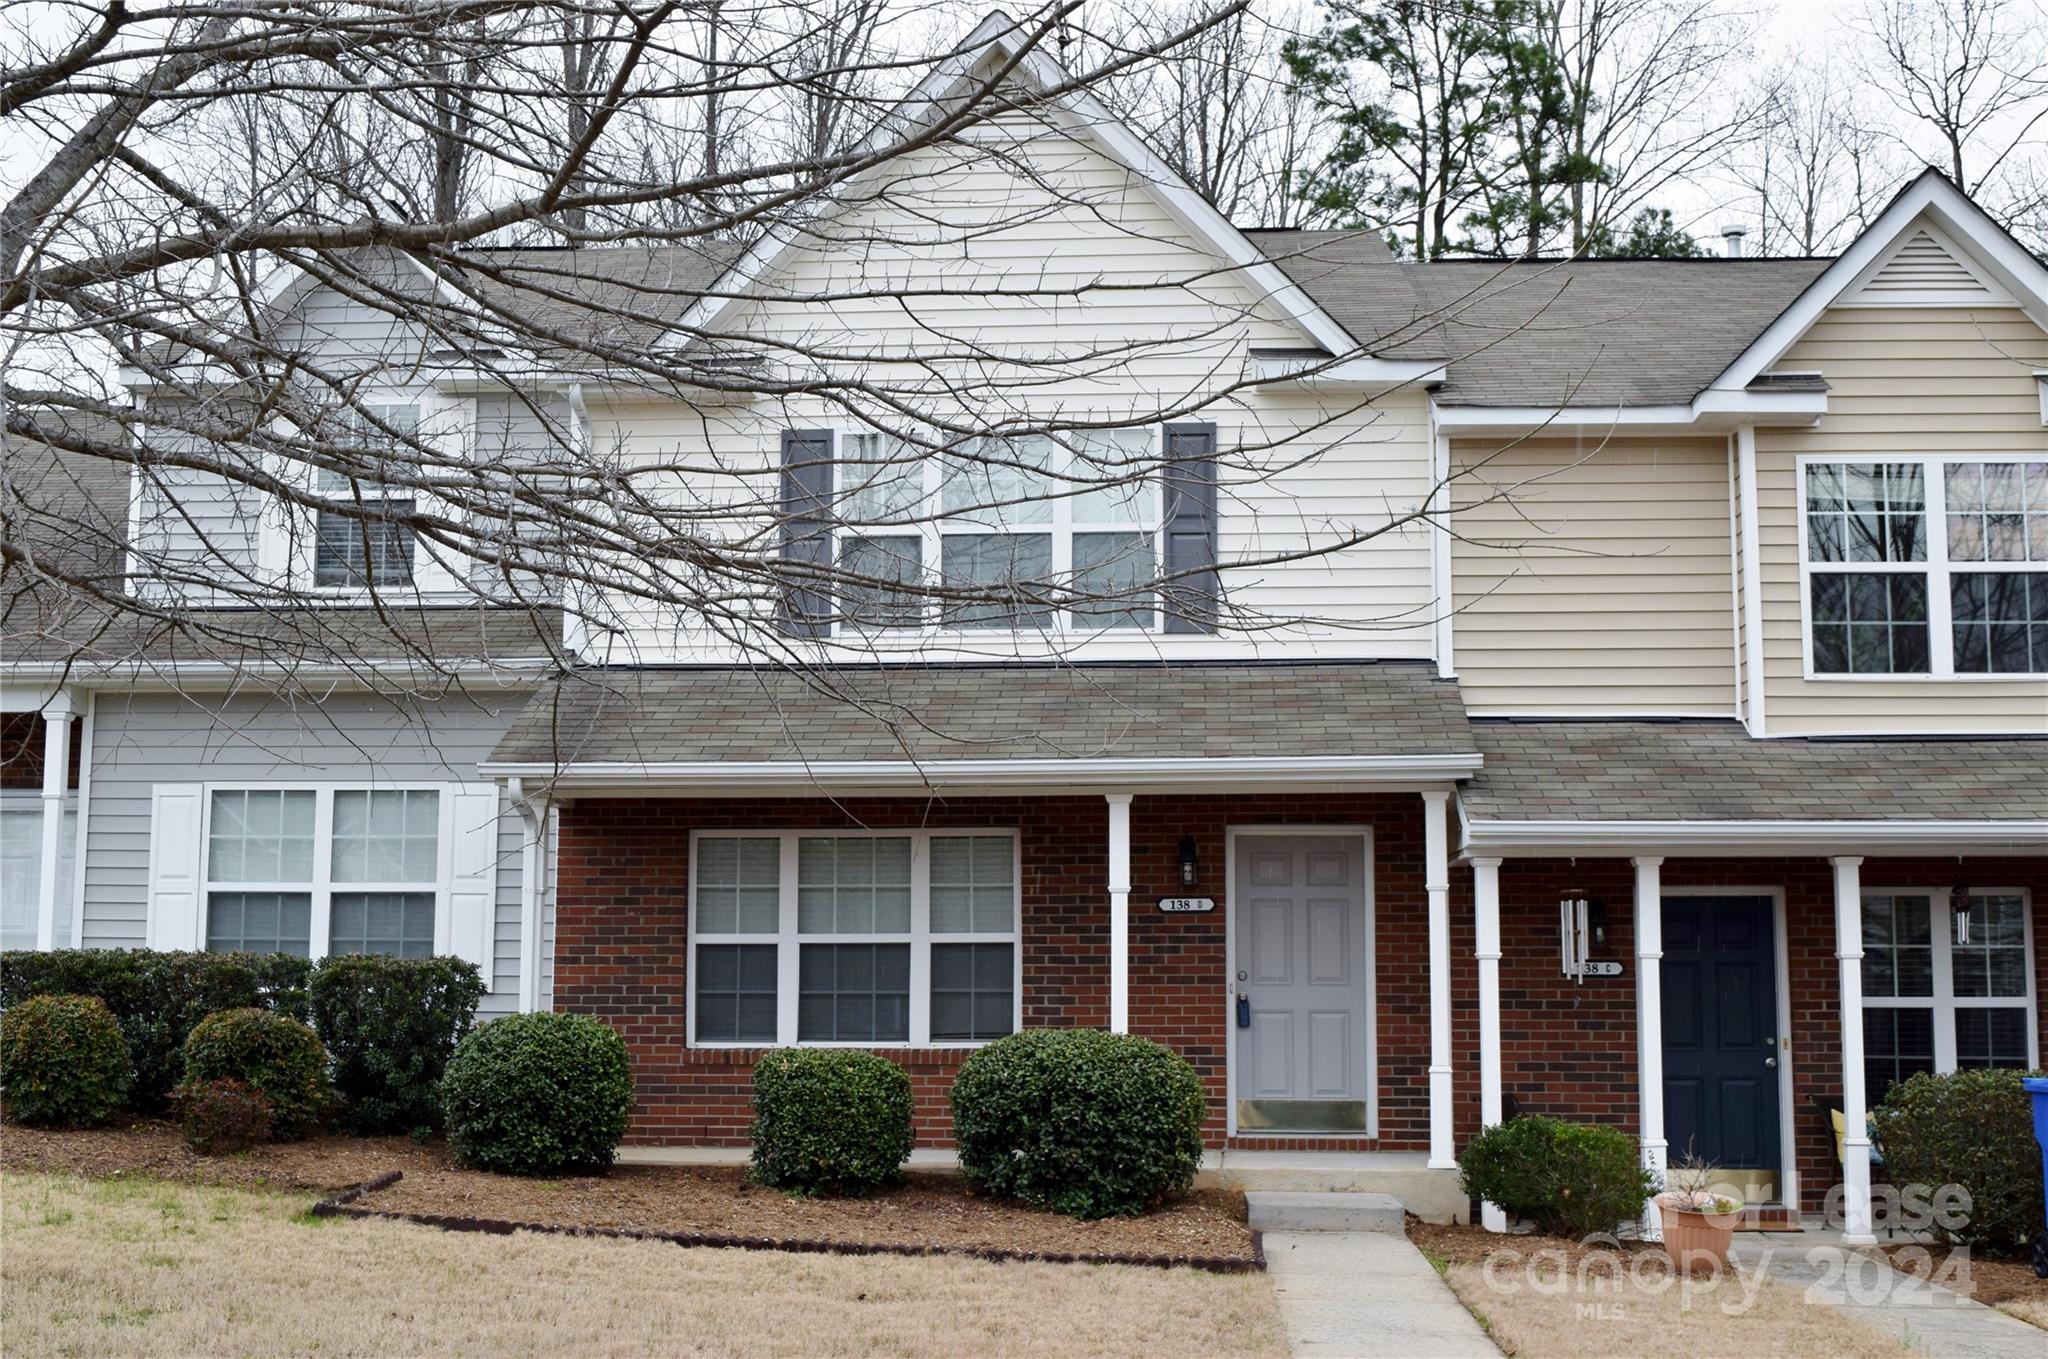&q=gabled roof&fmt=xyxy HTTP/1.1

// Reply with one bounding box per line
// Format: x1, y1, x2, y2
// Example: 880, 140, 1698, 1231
669, 10, 1368, 360
1707, 168, 2048, 393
